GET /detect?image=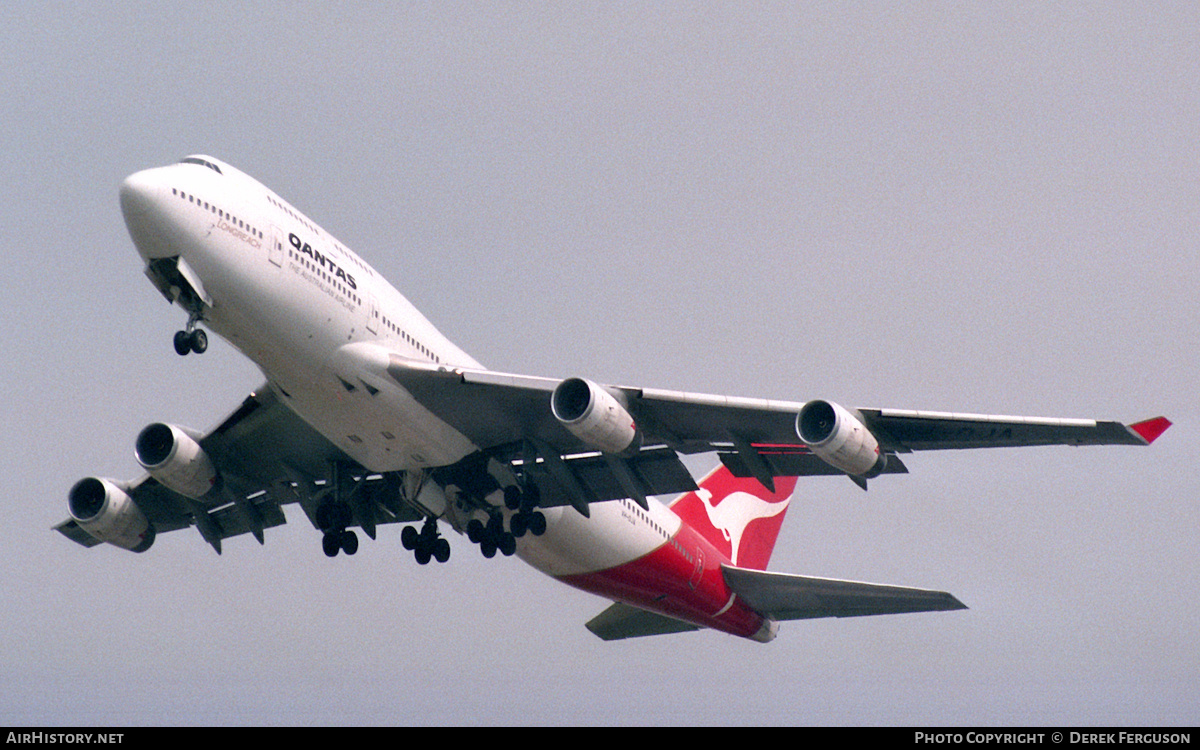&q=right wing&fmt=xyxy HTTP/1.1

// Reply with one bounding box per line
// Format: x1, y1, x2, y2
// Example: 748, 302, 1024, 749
55, 386, 424, 553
